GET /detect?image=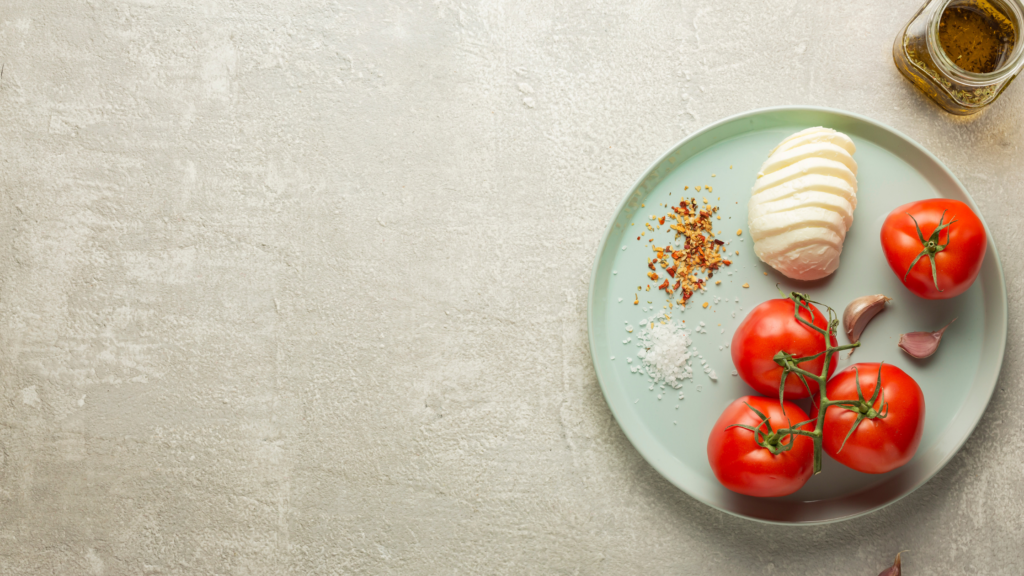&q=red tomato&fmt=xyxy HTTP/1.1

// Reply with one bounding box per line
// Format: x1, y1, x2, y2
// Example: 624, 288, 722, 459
881, 198, 986, 300
731, 298, 838, 399
817, 363, 925, 474
707, 396, 814, 497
